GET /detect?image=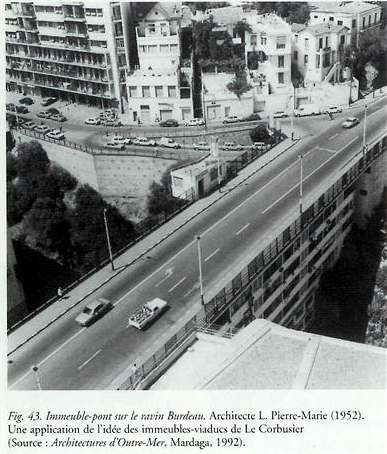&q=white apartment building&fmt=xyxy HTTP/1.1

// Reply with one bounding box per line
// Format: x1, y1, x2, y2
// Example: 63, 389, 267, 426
291, 22, 351, 83
5, 1, 134, 111
126, 2, 194, 124
309, 1, 382, 47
